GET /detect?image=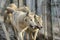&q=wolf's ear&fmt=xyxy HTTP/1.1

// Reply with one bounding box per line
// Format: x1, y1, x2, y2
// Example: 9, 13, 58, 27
26, 11, 29, 16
